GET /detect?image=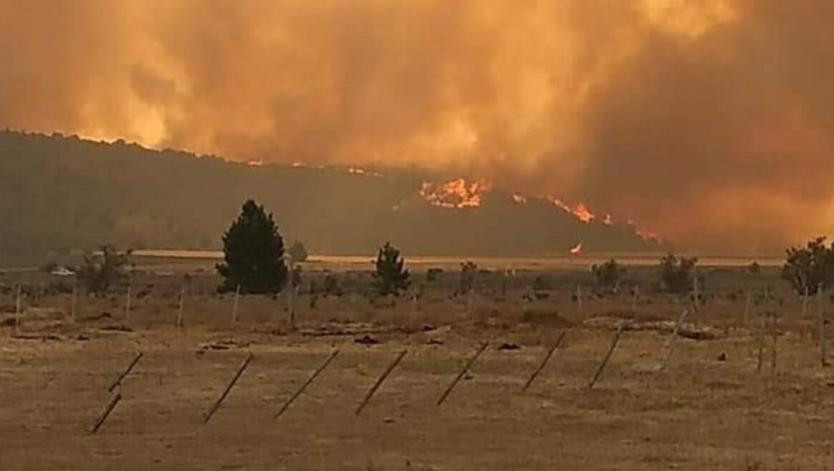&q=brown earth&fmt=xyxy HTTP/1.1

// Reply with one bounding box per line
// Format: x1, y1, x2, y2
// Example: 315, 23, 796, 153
1, 267, 834, 470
